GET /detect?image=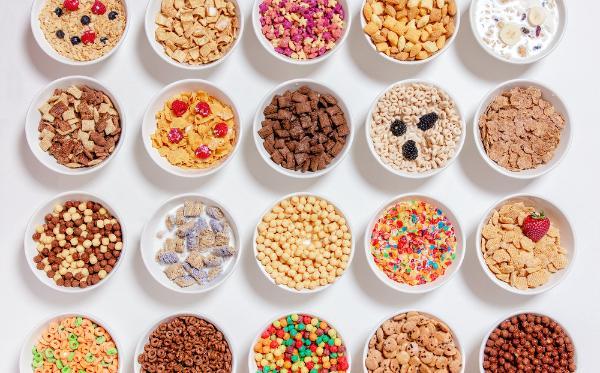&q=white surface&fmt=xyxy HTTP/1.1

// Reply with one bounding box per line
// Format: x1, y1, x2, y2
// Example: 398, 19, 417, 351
2, 0, 599, 372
